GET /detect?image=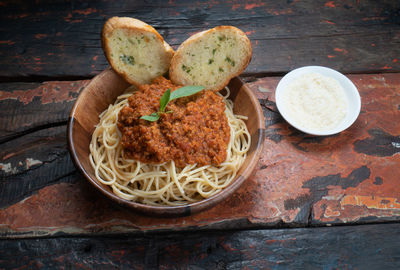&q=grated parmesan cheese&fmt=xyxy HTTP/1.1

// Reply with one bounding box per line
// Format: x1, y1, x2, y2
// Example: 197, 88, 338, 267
283, 73, 348, 131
